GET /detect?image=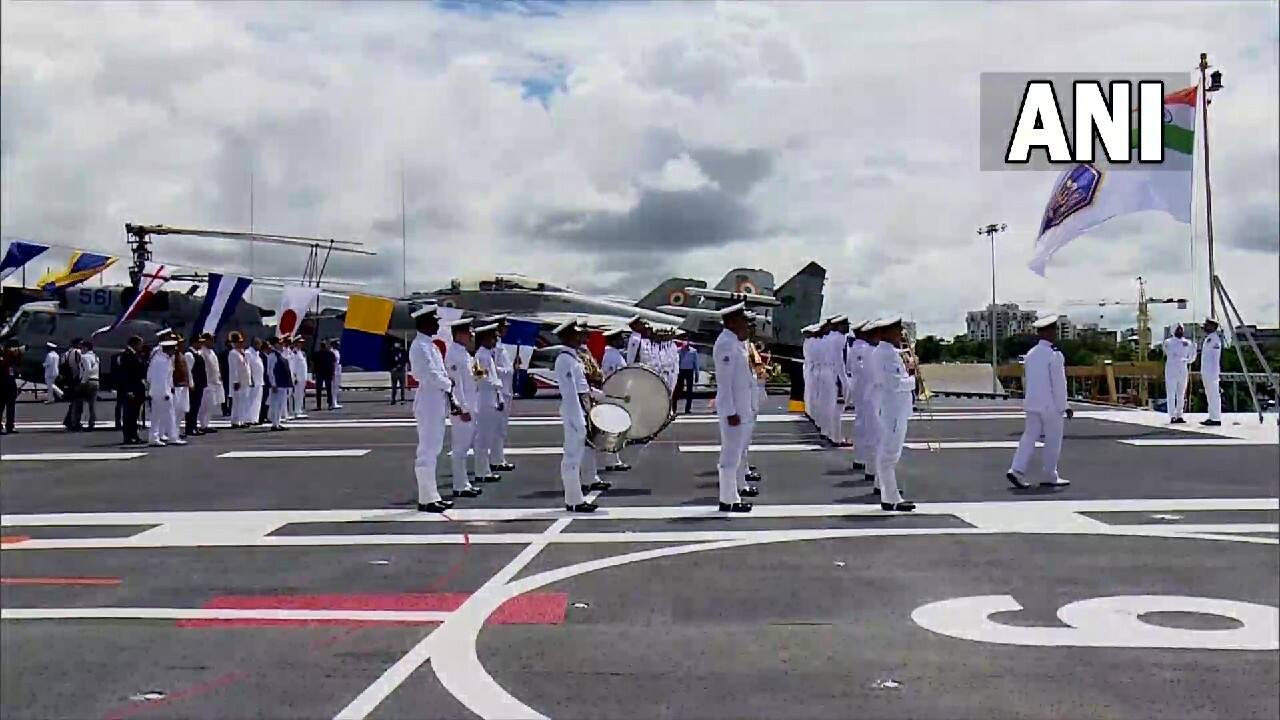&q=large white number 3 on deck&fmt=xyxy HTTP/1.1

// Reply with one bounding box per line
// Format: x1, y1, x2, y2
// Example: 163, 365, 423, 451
912, 595, 1278, 650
